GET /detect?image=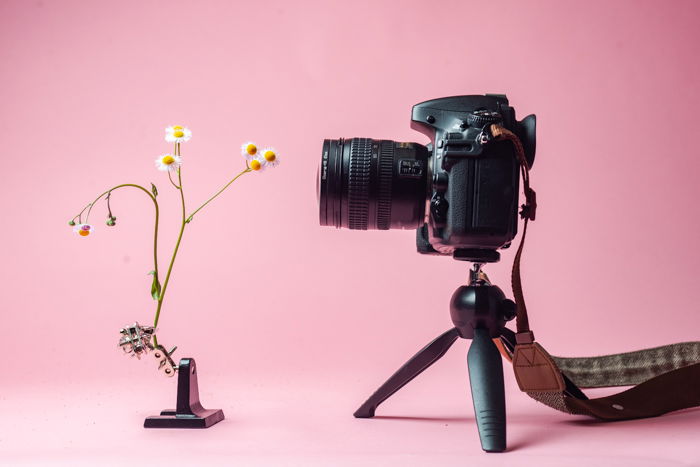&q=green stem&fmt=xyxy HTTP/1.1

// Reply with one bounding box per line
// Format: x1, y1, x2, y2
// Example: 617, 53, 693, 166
167, 169, 181, 189
186, 165, 251, 223
80, 184, 160, 282
106, 193, 113, 219
72, 202, 92, 224
153, 145, 186, 329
